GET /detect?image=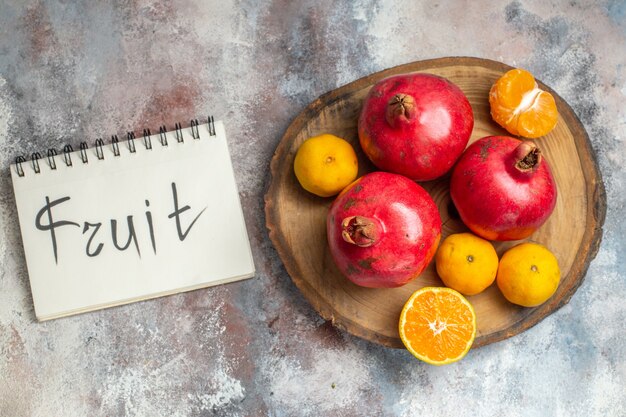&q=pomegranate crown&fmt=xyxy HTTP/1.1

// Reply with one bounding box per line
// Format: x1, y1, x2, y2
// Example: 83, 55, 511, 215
341, 216, 380, 247
386, 94, 416, 127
